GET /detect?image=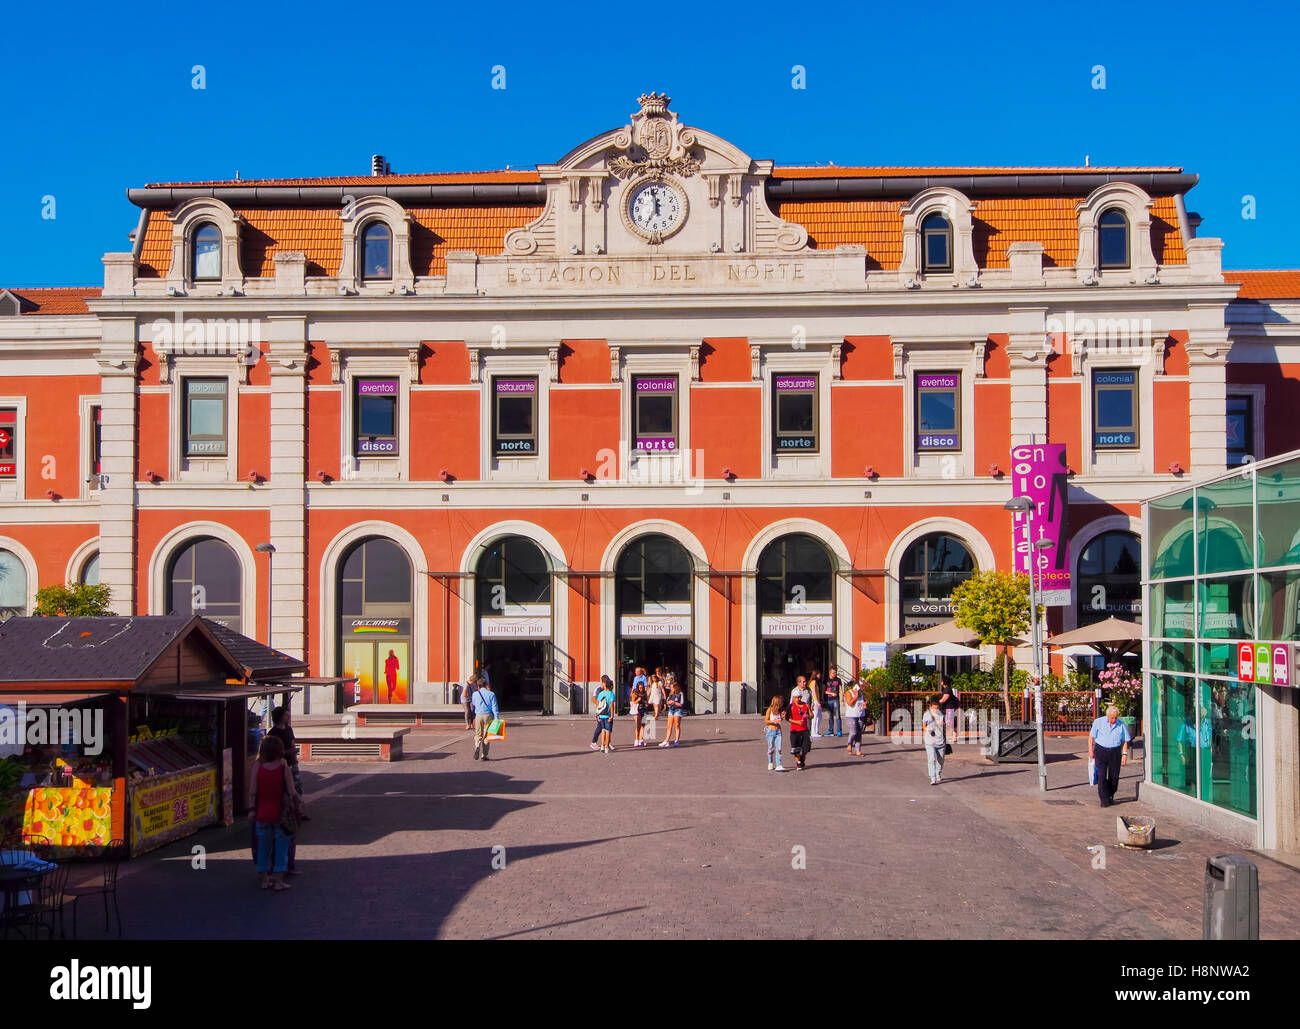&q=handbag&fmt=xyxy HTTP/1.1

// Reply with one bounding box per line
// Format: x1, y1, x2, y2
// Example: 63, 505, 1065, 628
279, 769, 302, 835
943, 743, 953, 756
